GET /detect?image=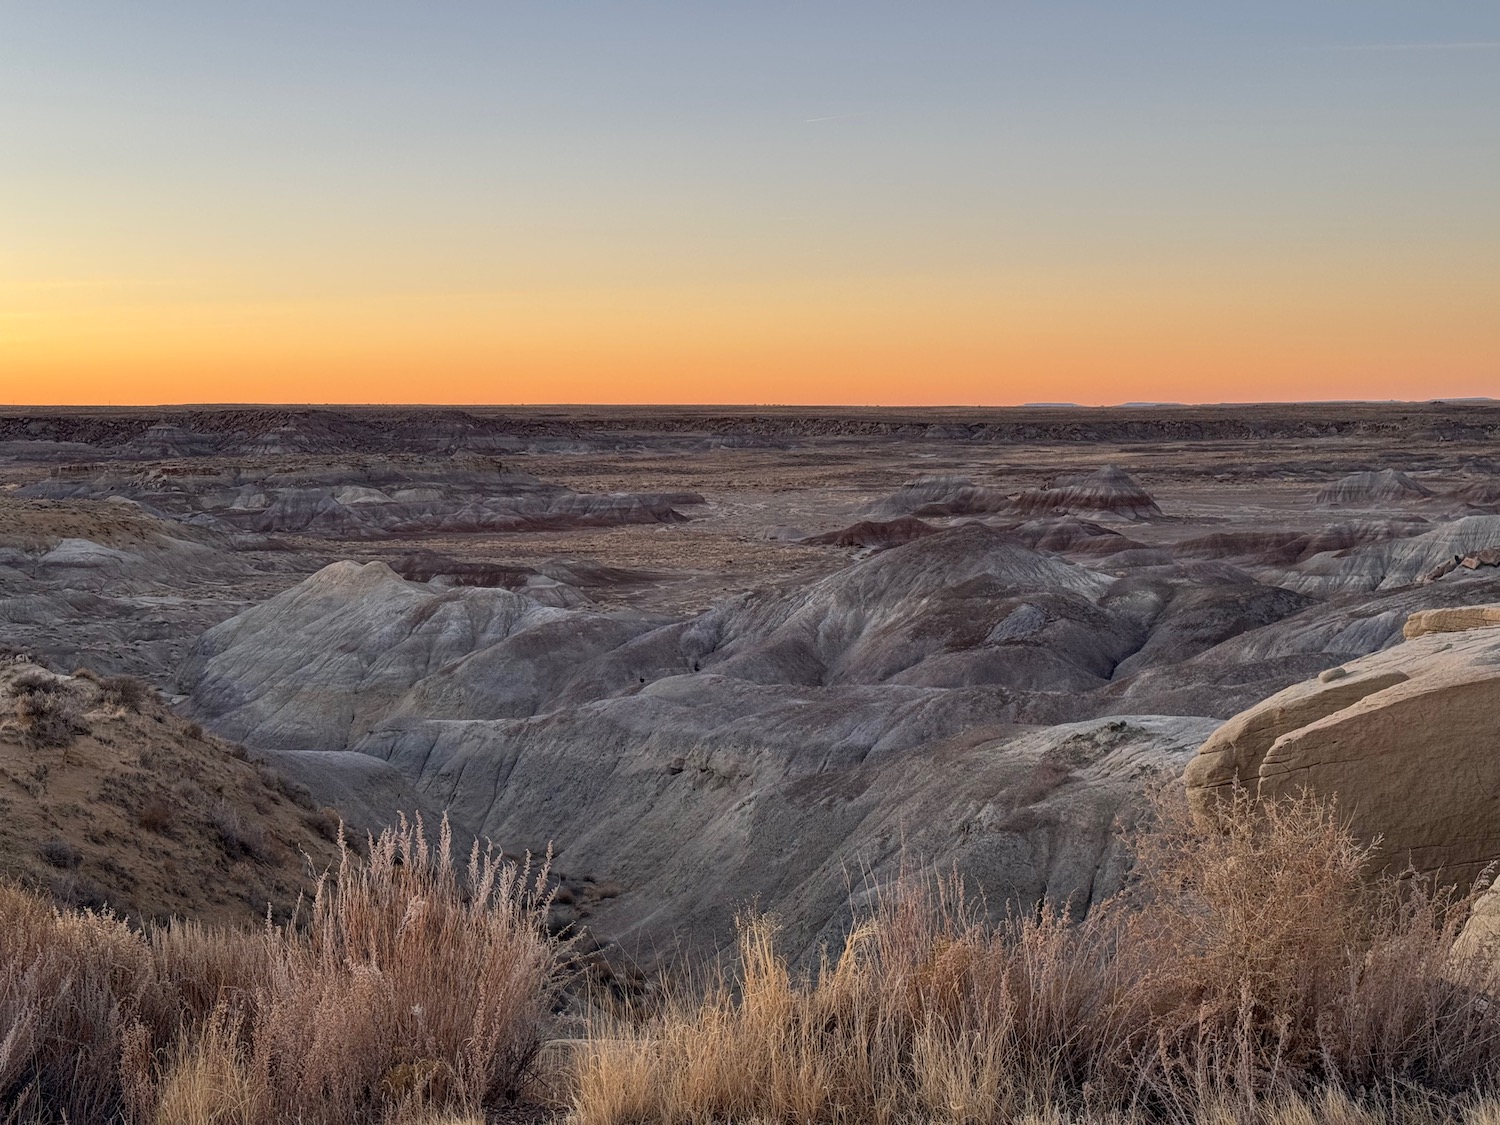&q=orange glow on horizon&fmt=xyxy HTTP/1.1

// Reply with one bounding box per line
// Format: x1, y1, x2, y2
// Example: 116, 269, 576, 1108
3, 269, 1495, 407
